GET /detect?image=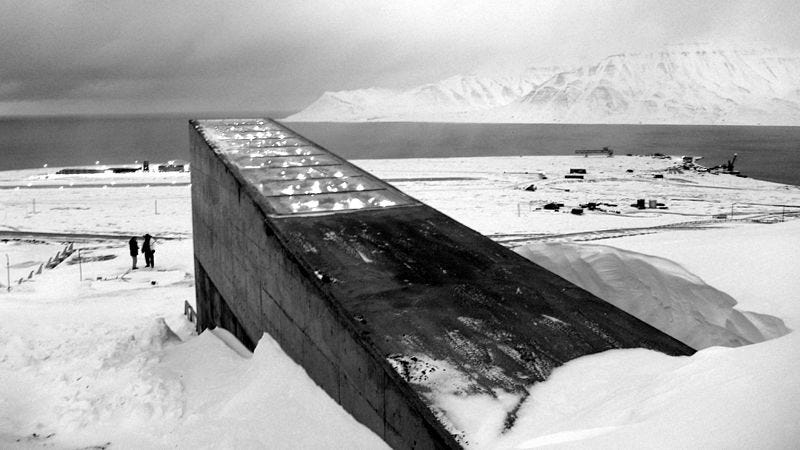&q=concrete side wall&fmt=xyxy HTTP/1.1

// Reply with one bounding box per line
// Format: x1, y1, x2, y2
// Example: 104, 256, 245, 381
194, 261, 254, 350
190, 127, 457, 449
